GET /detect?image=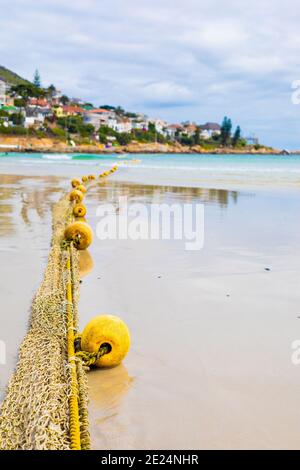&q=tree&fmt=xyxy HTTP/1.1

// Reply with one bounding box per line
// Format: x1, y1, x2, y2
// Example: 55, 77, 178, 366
115, 106, 125, 116
33, 69, 41, 88
220, 116, 232, 146
232, 125, 241, 147
98, 125, 117, 144
148, 122, 156, 133
193, 127, 201, 145
100, 105, 115, 111
61, 95, 69, 105
11, 83, 45, 100
116, 132, 131, 146
10, 112, 24, 126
